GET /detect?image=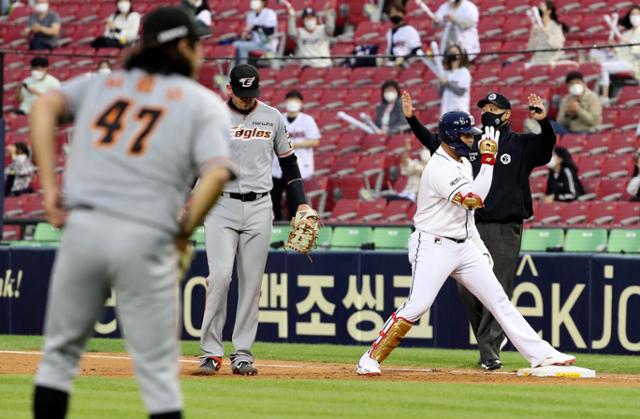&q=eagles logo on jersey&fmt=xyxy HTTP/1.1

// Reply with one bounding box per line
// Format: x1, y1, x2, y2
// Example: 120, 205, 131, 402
231, 126, 273, 140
